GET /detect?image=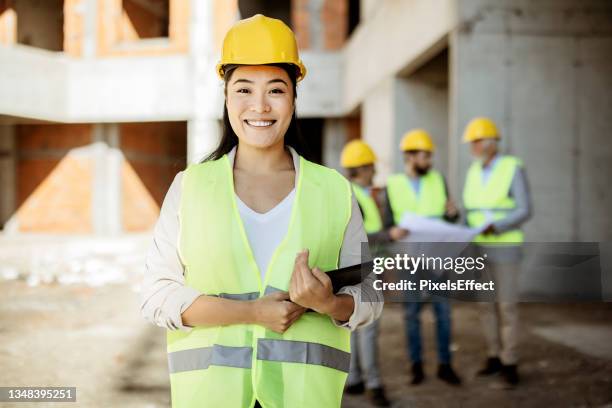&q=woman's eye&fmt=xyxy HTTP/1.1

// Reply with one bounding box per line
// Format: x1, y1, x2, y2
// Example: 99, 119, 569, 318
236, 88, 250, 94
270, 88, 285, 94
